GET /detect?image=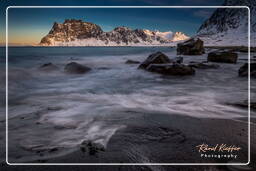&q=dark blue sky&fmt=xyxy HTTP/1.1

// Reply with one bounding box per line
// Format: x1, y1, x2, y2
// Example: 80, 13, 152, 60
0, 0, 224, 44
